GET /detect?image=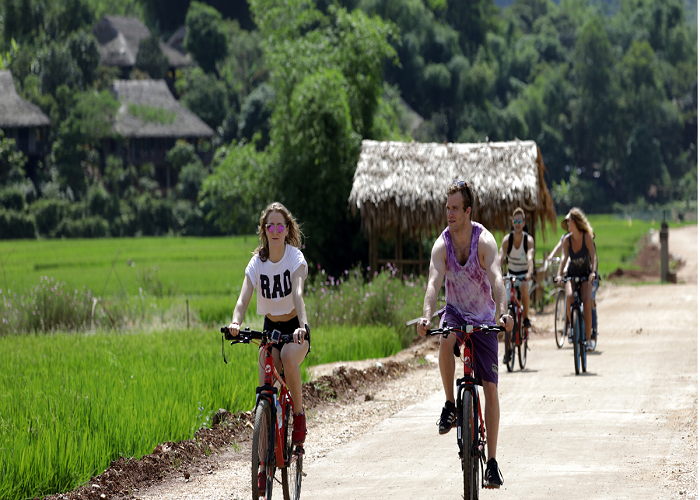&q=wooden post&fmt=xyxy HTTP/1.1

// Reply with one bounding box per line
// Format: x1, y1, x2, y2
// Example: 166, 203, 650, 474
395, 225, 403, 276
369, 227, 378, 277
